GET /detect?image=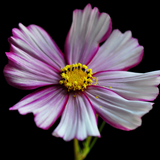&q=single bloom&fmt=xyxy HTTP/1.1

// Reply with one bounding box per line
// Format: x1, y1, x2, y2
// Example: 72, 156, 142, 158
4, 4, 160, 141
